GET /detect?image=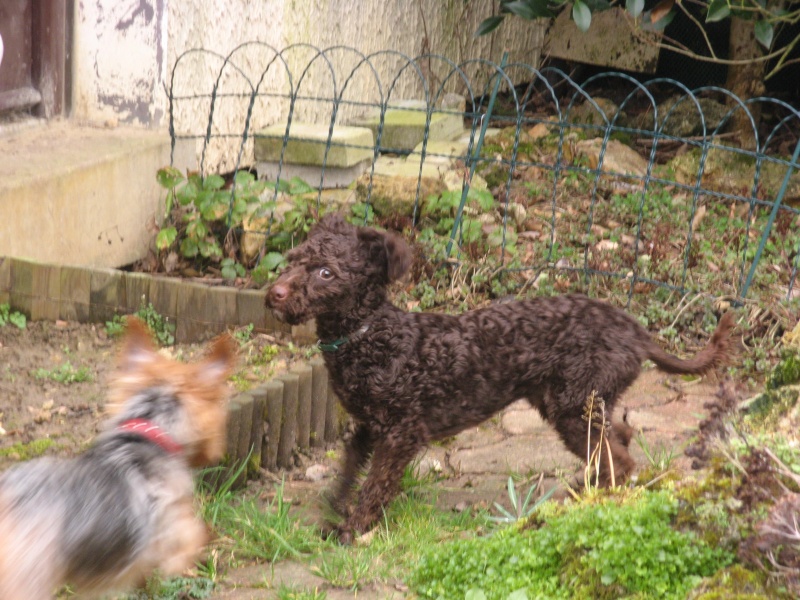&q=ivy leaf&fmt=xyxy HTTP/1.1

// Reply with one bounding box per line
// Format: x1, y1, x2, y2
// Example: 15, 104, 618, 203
156, 166, 185, 189
626, 0, 645, 17
475, 15, 505, 37
260, 251, 287, 272
706, 0, 730, 22
156, 227, 177, 250
204, 174, 226, 191
572, 0, 592, 32
754, 19, 773, 49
